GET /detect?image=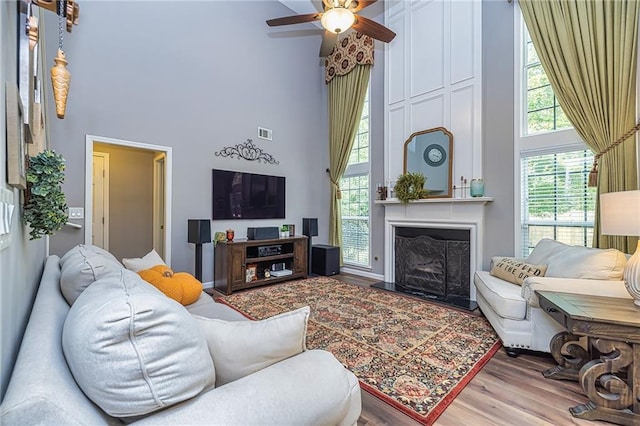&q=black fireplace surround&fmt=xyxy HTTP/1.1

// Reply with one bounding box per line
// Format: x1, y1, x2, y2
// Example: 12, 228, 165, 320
373, 227, 477, 310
